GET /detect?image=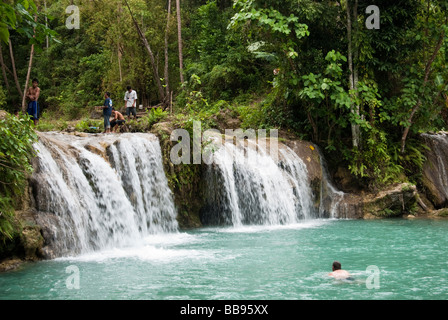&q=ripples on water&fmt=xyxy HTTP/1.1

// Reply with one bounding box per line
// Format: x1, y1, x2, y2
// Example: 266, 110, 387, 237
1, 219, 447, 300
